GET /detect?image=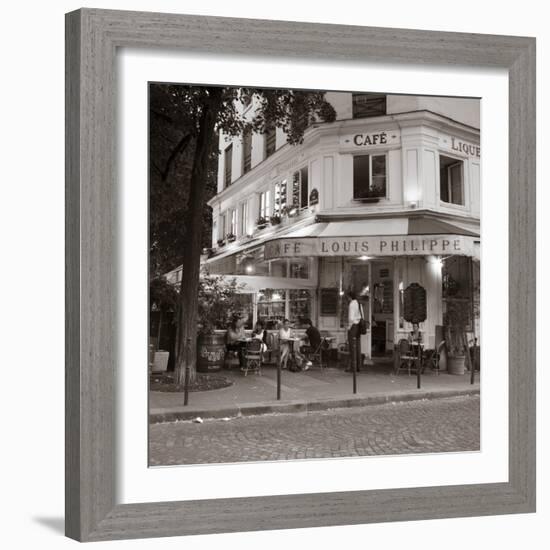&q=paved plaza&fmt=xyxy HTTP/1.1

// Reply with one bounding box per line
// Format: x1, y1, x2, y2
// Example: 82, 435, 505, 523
149, 394, 480, 466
